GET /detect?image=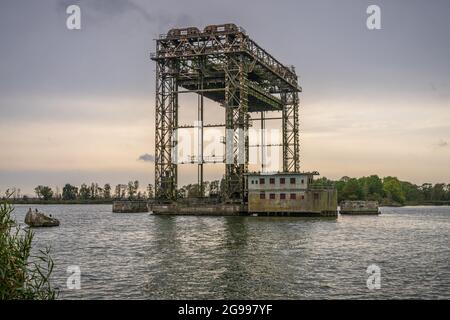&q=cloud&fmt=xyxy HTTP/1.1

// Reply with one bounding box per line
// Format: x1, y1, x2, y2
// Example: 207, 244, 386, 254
437, 140, 448, 148
137, 153, 155, 162
429, 81, 450, 100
